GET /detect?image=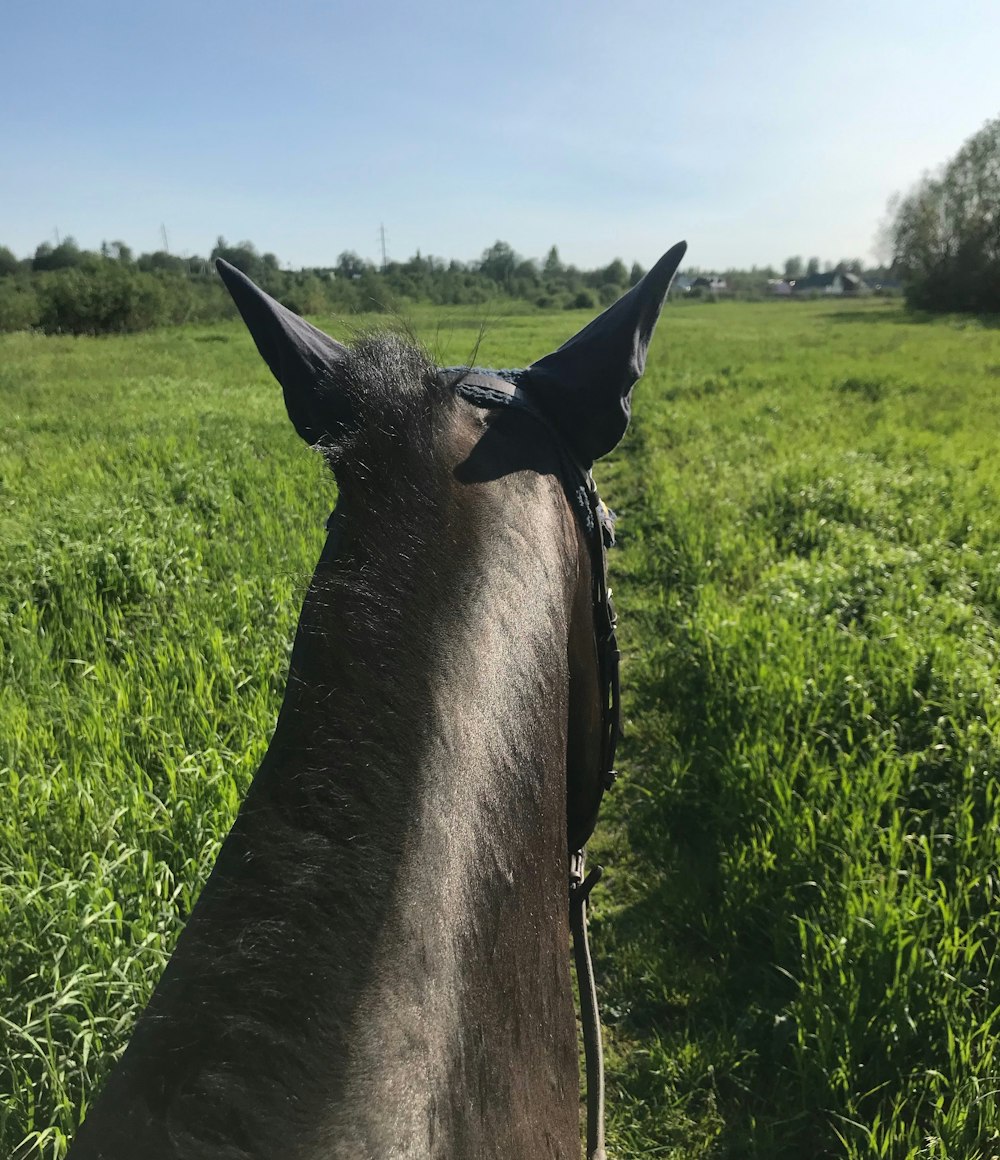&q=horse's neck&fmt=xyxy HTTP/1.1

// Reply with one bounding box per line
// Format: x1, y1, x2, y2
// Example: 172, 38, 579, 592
74, 469, 582, 1160
299, 472, 581, 1154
